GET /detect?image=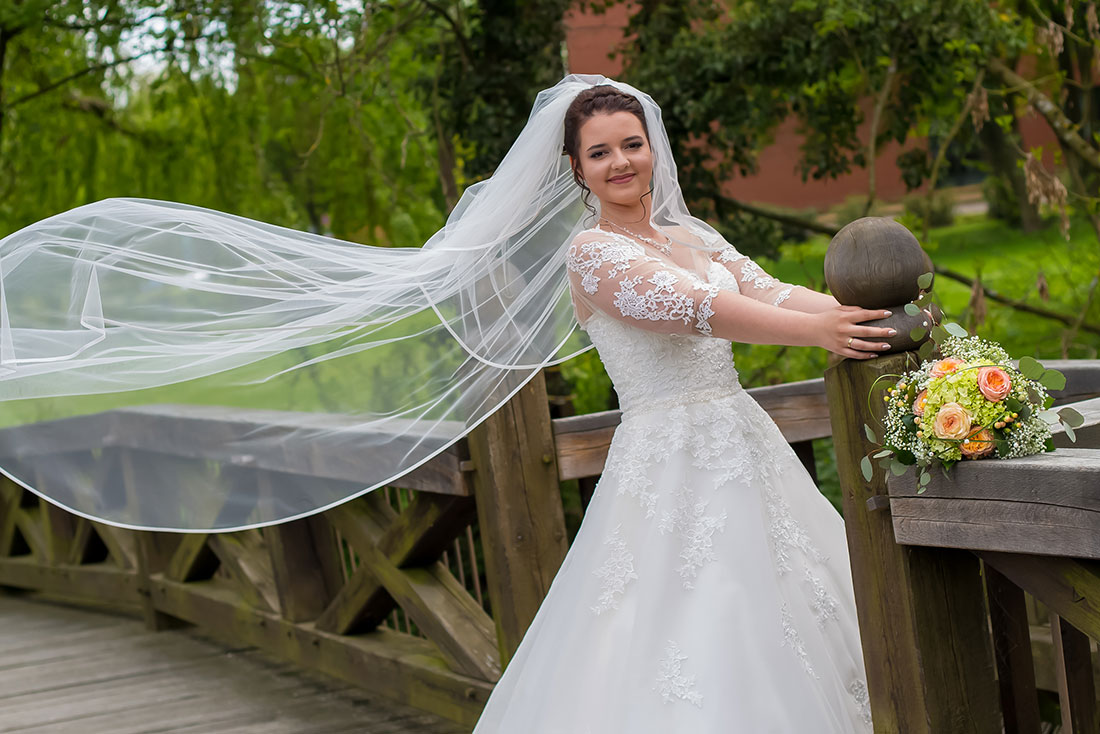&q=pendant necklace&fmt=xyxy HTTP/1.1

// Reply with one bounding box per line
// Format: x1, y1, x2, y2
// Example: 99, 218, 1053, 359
600, 217, 672, 255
